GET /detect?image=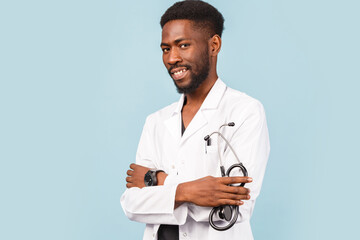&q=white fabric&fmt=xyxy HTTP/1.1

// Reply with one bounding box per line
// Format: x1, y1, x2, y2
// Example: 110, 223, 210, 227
120, 79, 270, 240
